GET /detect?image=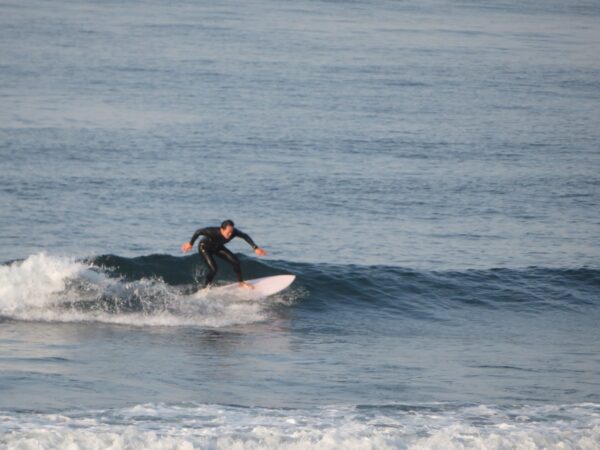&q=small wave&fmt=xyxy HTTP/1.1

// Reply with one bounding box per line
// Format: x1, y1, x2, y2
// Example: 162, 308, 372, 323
1, 402, 598, 449
2, 253, 598, 327
0, 253, 286, 328
282, 260, 600, 316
